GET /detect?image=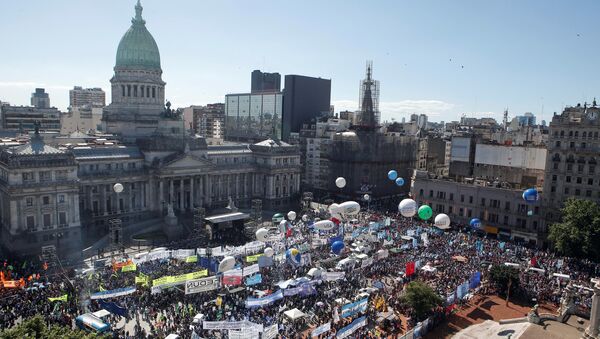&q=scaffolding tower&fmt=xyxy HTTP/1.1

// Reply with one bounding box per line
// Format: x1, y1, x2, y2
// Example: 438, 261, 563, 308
359, 60, 380, 127
251, 199, 262, 225
109, 218, 123, 252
